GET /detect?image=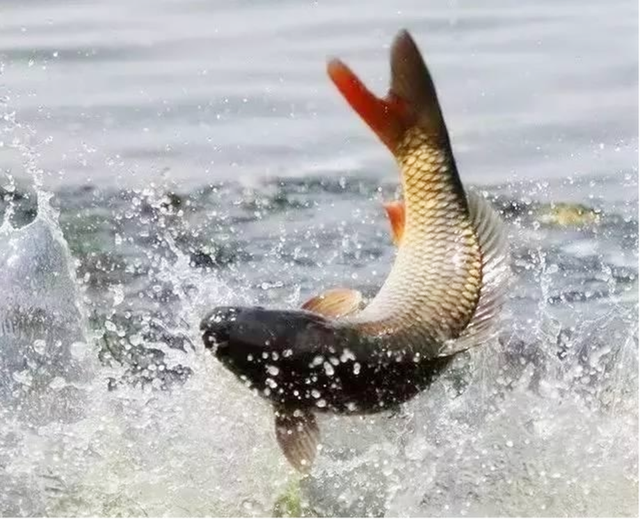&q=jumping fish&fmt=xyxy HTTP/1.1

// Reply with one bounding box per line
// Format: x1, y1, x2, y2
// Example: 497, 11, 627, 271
201, 30, 509, 472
